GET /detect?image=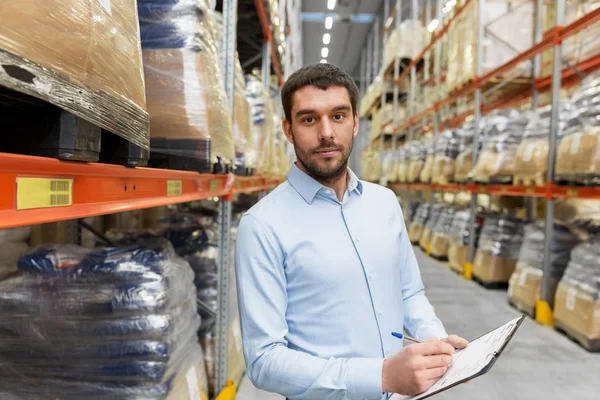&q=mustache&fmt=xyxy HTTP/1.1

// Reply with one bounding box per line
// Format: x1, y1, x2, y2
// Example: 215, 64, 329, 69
312, 142, 342, 152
